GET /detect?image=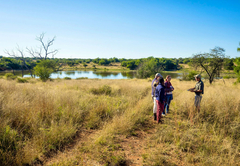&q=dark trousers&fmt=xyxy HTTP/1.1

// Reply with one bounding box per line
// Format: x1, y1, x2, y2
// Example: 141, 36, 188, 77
163, 94, 173, 114
156, 100, 164, 122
